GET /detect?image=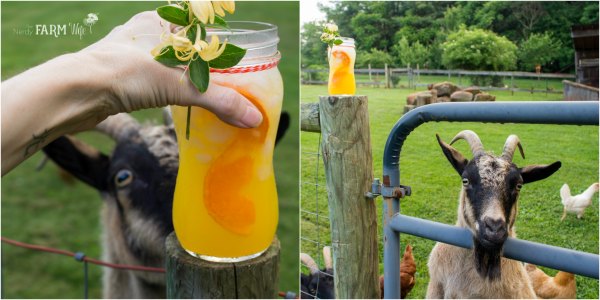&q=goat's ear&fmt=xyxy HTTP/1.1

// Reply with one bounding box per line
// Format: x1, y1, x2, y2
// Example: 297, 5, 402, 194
436, 134, 468, 175
275, 111, 290, 145
519, 161, 561, 184
43, 135, 110, 191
